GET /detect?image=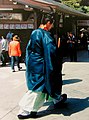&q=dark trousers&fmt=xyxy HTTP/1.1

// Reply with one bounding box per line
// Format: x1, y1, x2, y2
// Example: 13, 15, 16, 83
69, 48, 77, 62
1, 50, 7, 66
11, 56, 20, 70
68, 46, 77, 62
